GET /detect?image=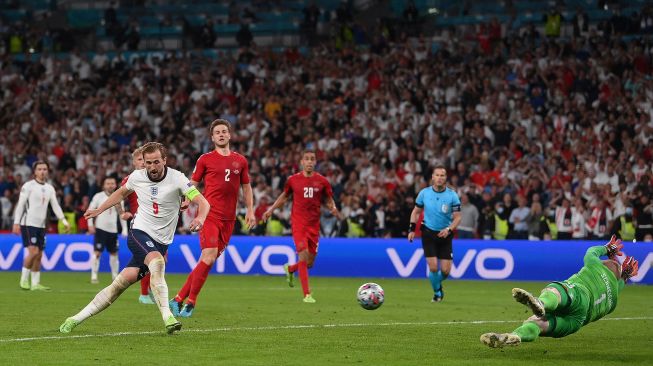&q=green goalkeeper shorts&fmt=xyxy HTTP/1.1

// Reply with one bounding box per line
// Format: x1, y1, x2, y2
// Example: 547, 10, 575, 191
542, 282, 590, 338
